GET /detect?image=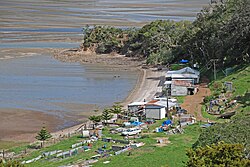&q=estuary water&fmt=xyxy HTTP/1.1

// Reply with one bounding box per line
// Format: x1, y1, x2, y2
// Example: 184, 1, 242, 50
0, 52, 138, 113
0, 0, 209, 135
0, 0, 210, 43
